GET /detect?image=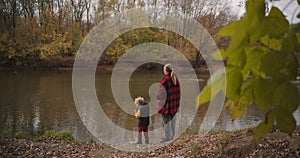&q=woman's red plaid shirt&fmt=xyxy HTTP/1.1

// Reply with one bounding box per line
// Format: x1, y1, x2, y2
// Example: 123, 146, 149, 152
156, 75, 181, 115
